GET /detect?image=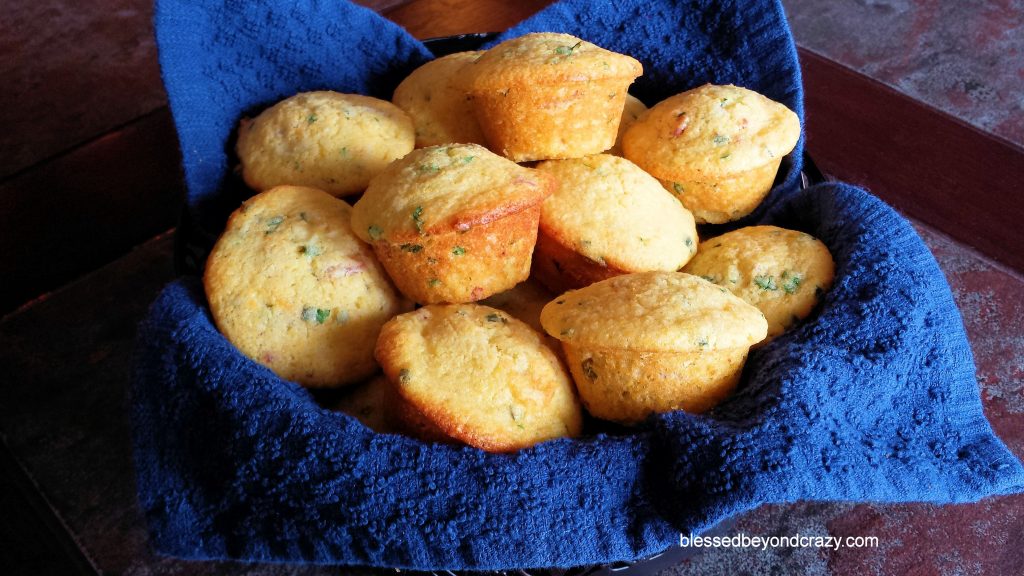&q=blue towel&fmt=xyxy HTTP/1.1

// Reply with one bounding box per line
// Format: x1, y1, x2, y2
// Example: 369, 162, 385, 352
134, 0, 1024, 569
